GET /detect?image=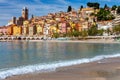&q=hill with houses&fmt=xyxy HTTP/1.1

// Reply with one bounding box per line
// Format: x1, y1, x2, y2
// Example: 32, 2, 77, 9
0, 2, 120, 39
